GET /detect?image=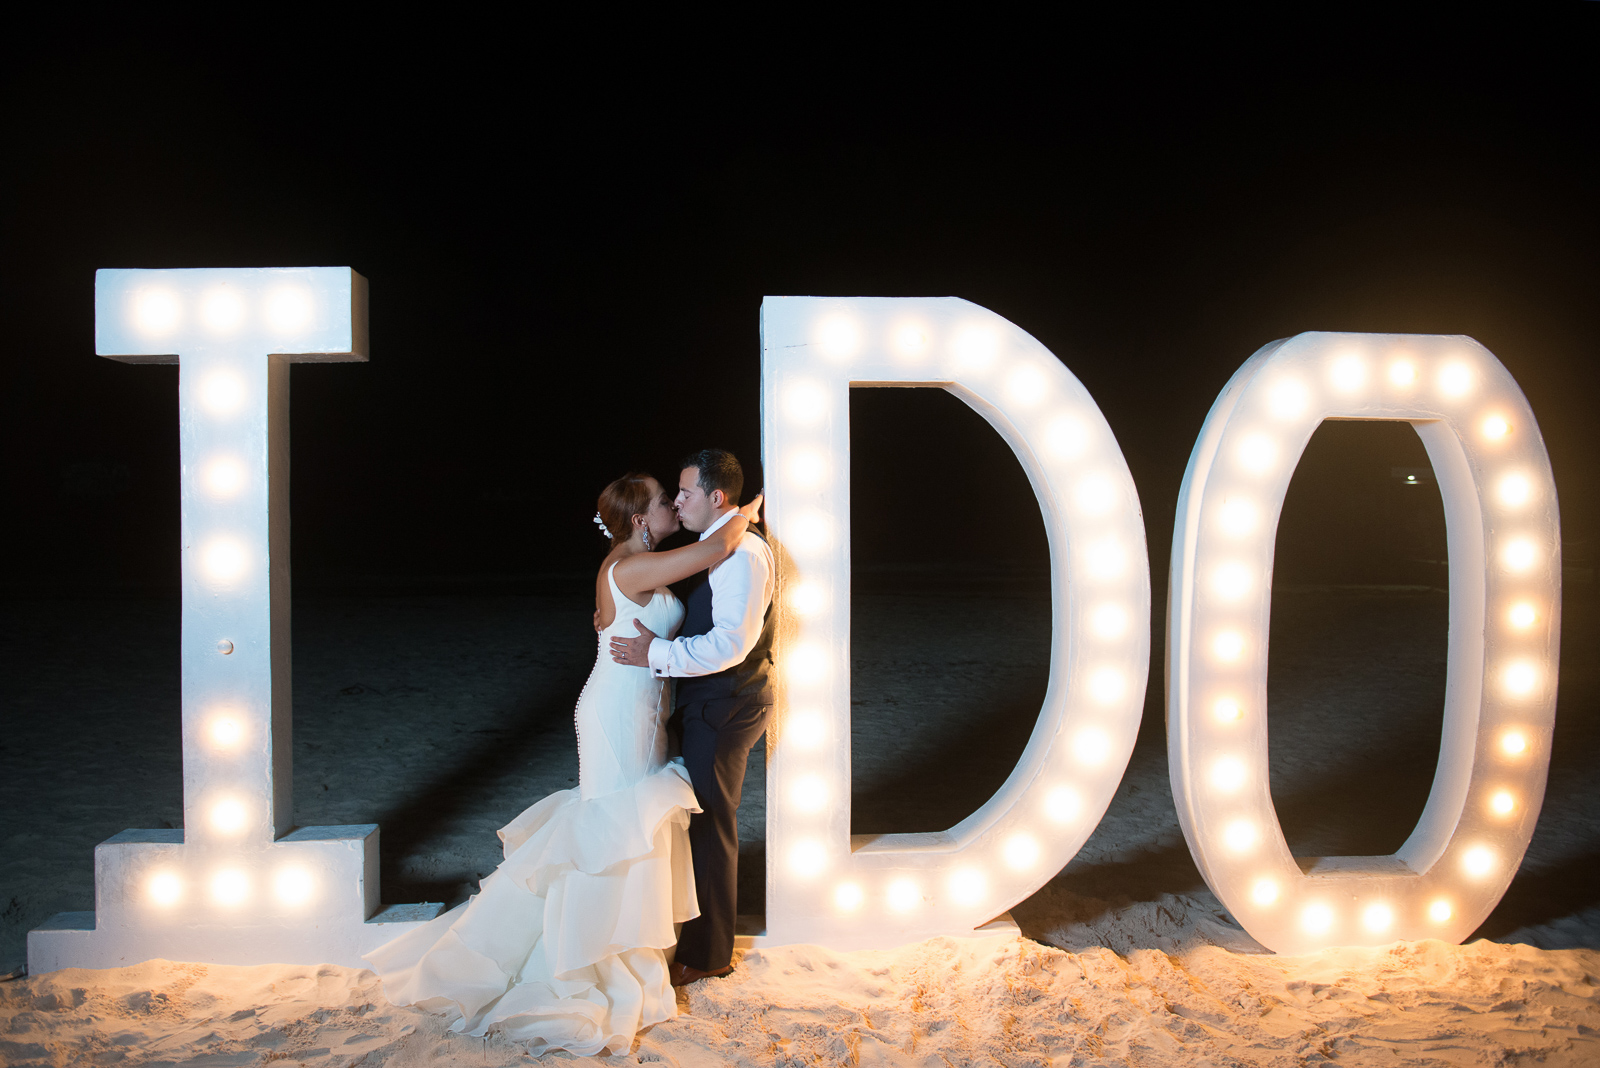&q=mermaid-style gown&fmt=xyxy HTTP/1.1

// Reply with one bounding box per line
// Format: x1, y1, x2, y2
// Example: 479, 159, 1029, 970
363, 565, 699, 1055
